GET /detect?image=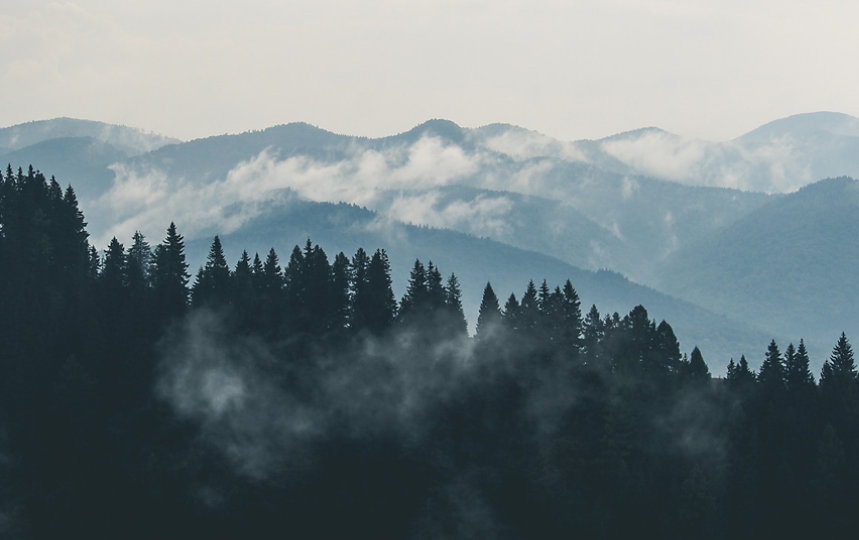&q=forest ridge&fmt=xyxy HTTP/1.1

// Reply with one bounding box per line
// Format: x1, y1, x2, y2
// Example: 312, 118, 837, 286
1, 164, 858, 538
